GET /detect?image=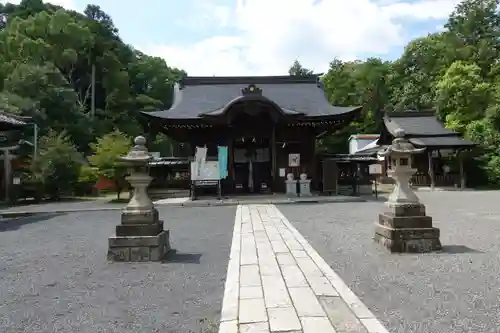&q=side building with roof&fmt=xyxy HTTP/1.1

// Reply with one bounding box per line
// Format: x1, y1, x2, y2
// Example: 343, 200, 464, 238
139, 75, 361, 194
0, 111, 34, 202
377, 111, 474, 188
